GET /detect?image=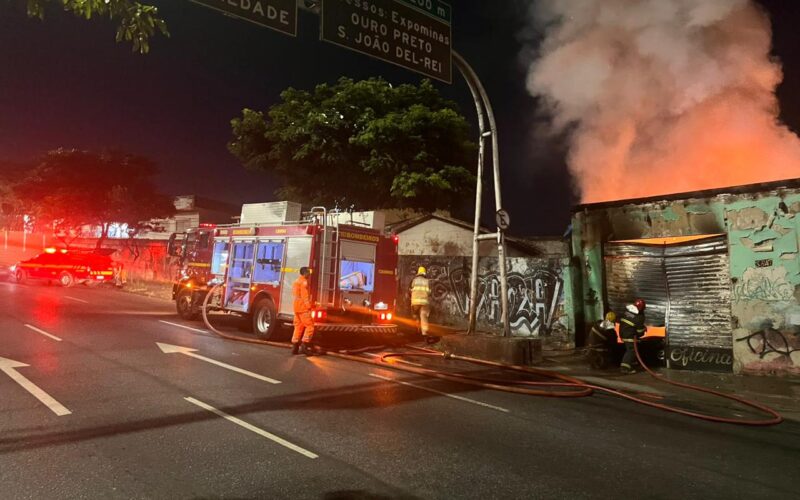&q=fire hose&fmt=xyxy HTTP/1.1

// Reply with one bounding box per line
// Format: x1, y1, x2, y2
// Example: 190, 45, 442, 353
201, 284, 782, 426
